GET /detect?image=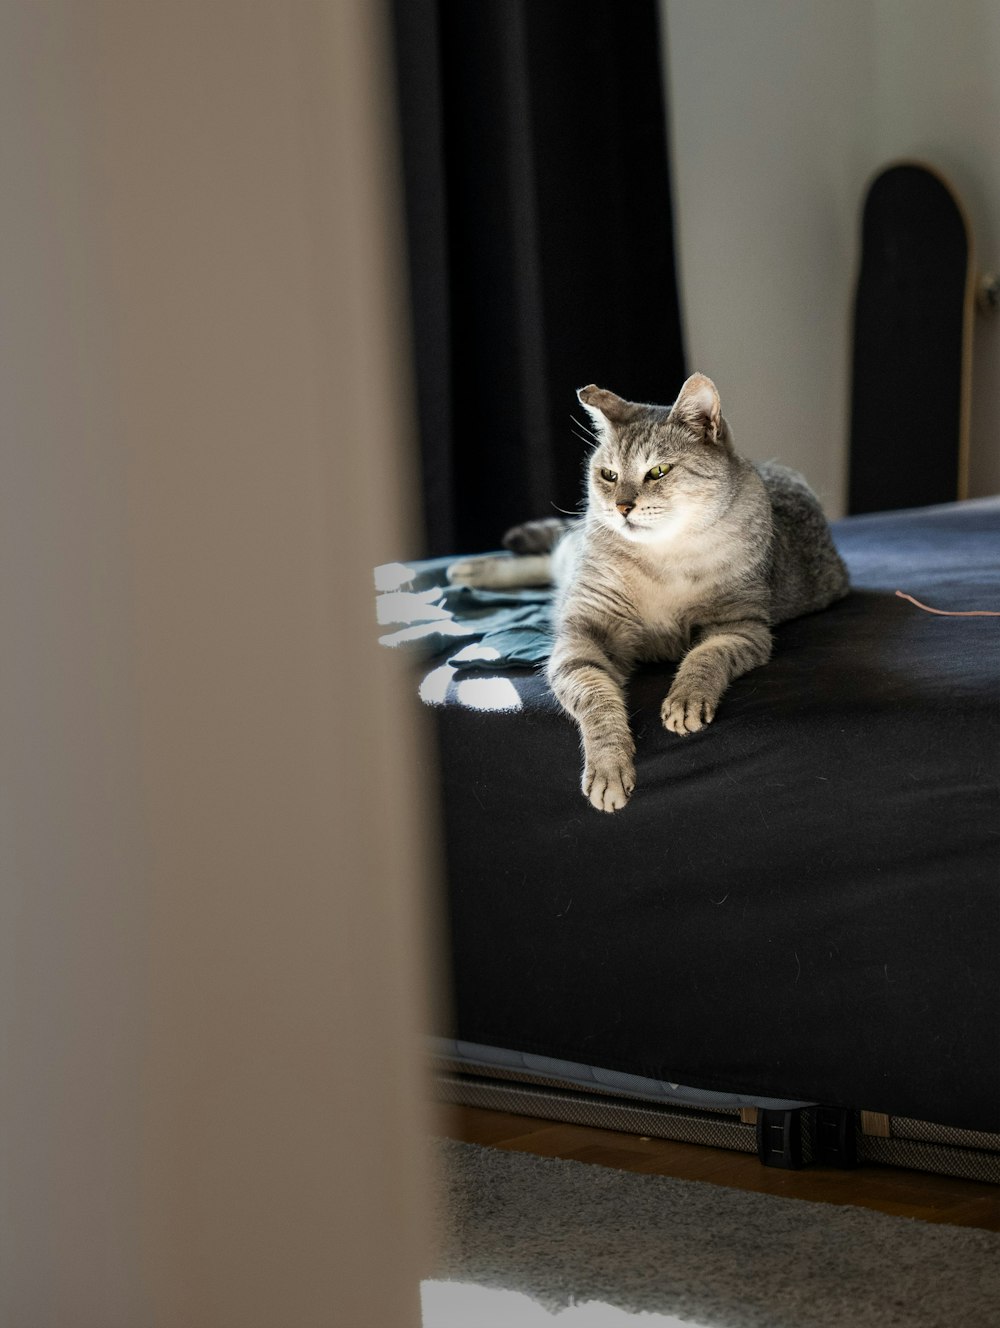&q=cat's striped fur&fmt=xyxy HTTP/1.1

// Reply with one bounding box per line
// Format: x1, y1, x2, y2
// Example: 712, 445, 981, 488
449, 374, 849, 812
